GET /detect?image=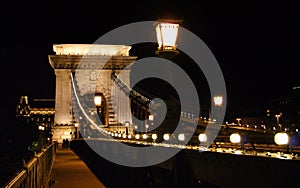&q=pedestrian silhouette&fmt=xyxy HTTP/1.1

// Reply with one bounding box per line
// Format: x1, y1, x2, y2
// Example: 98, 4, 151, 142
62, 139, 66, 149
65, 139, 69, 148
